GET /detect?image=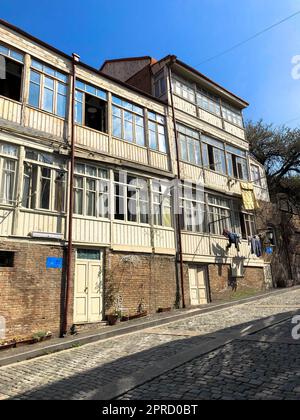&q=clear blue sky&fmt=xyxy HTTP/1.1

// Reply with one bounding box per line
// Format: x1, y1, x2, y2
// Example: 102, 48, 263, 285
1, 0, 300, 127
